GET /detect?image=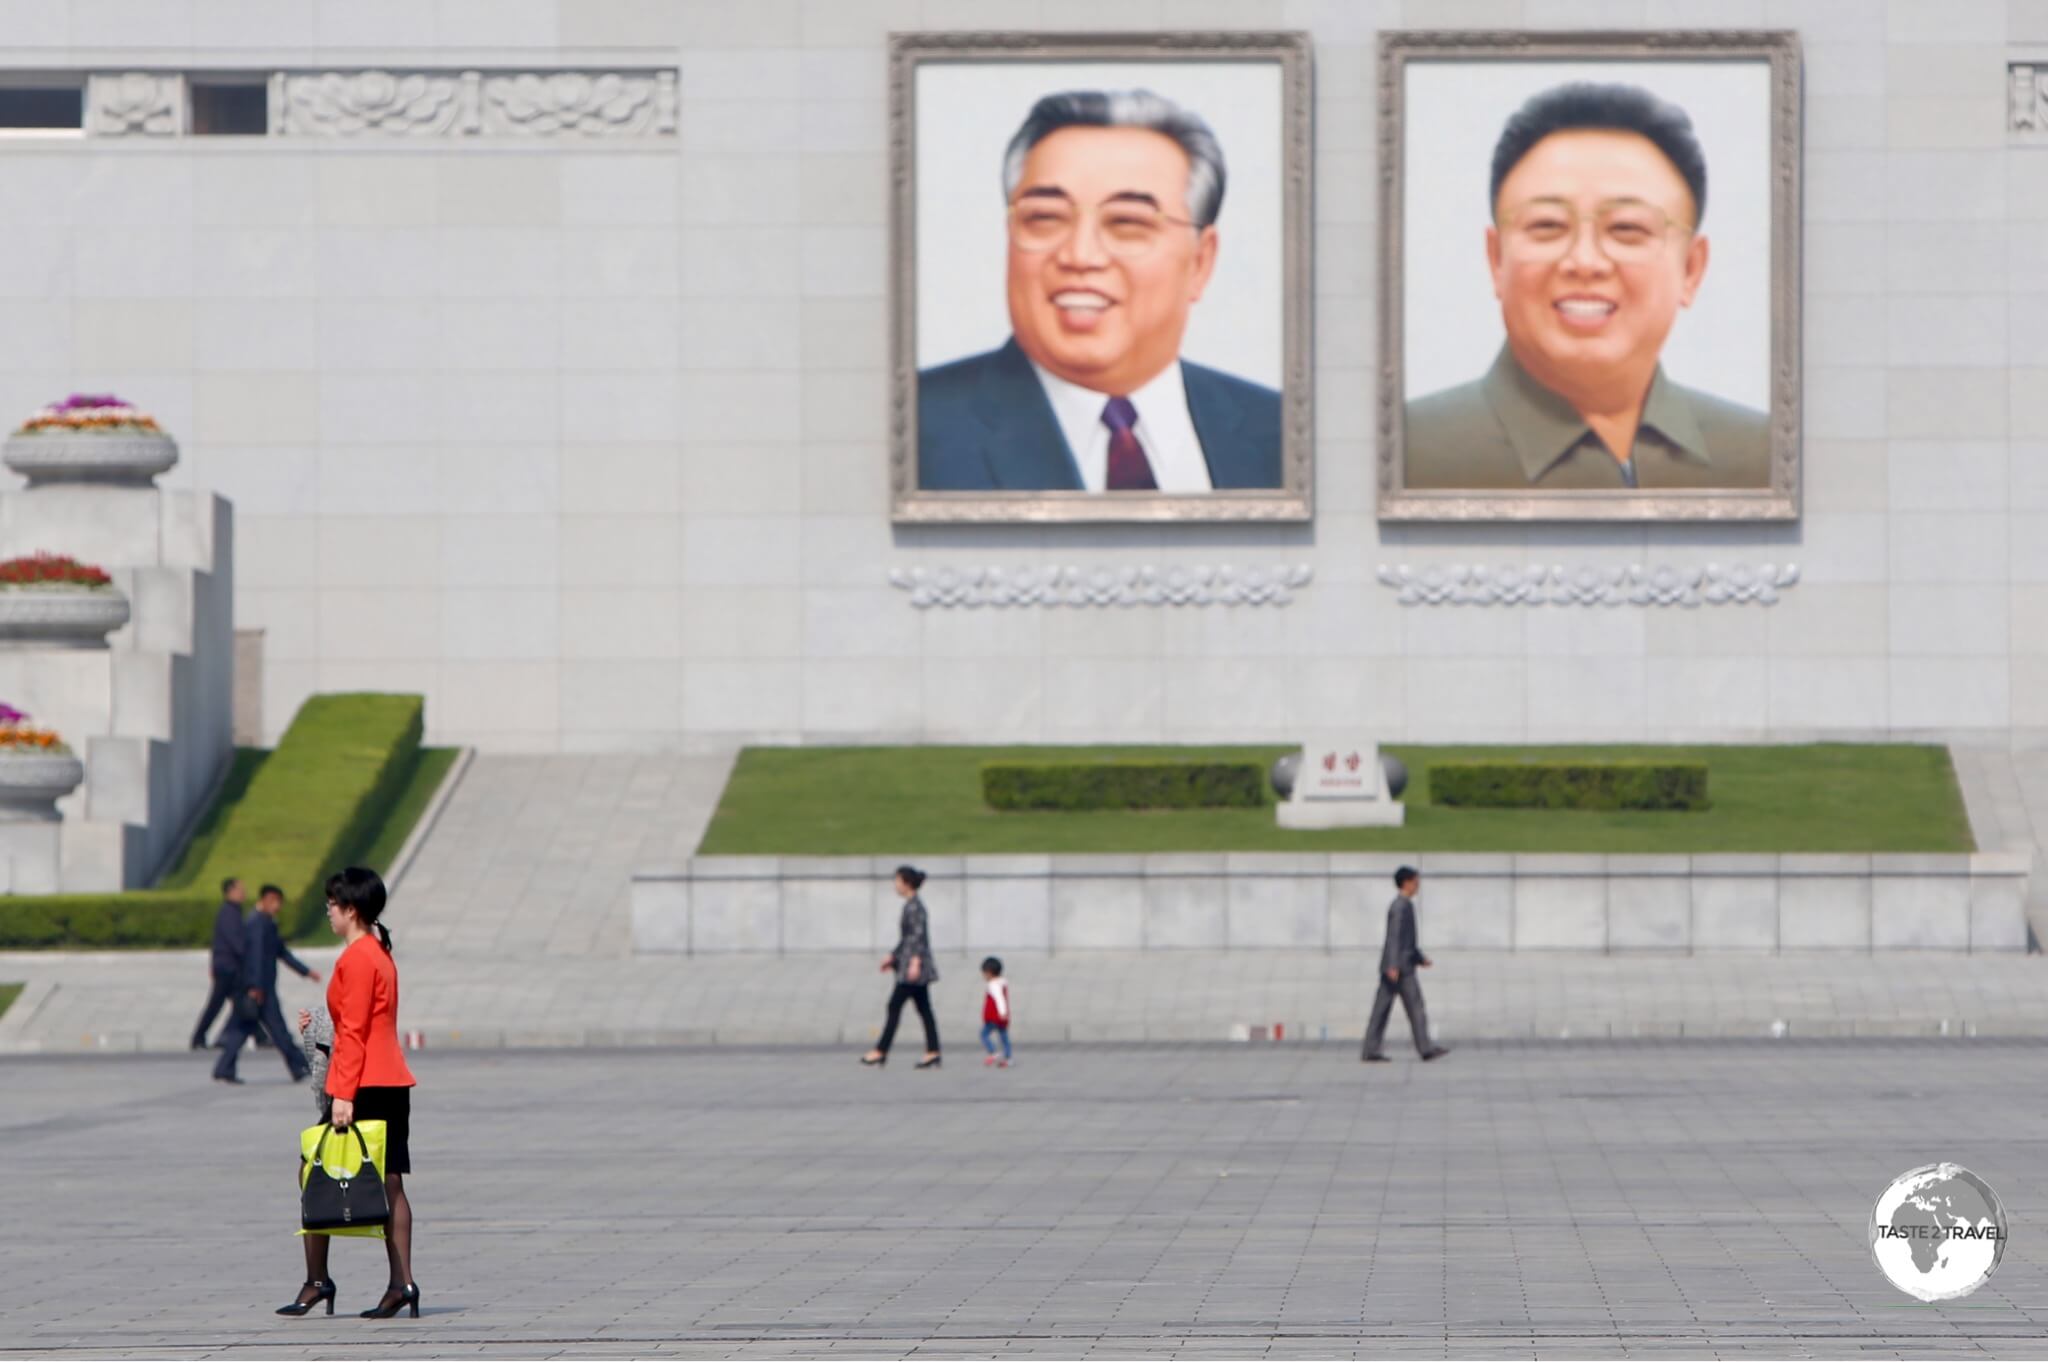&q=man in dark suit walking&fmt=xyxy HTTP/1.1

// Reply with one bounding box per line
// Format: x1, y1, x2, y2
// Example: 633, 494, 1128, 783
189, 877, 248, 1050
1363, 867, 1449, 1063
213, 884, 318, 1085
